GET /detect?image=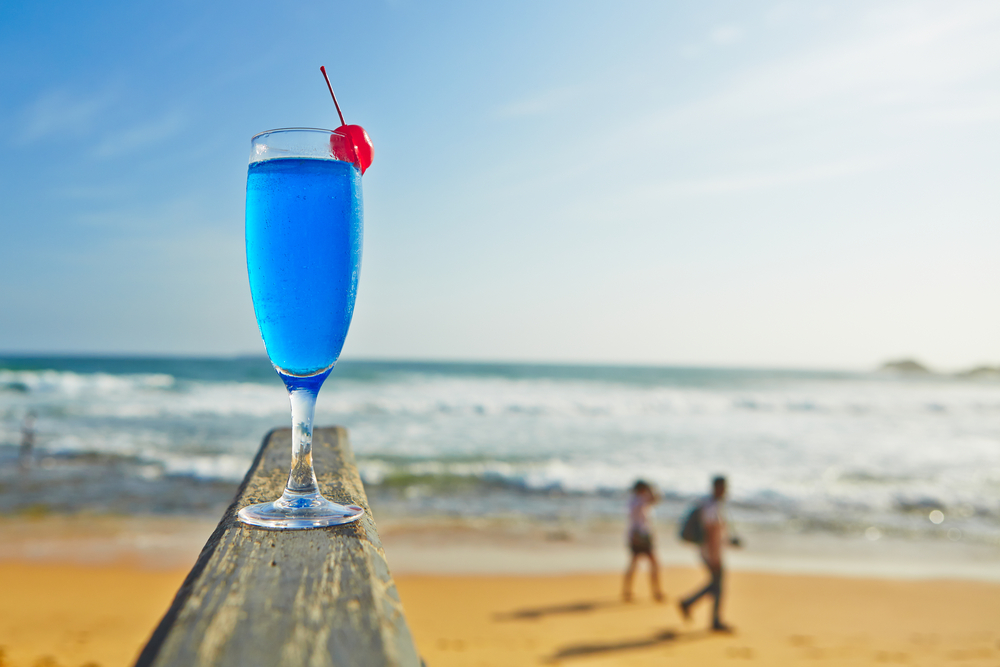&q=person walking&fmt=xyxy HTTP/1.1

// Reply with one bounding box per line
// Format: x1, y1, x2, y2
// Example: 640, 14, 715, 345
622, 480, 664, 602
679, 475, 740, 632
19, 410, 36, 469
